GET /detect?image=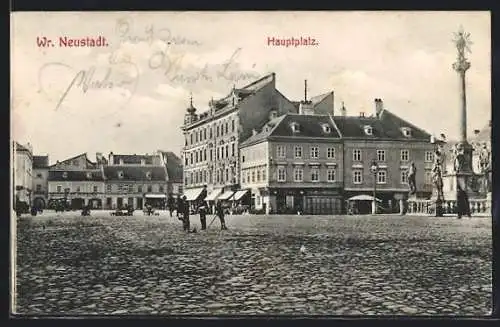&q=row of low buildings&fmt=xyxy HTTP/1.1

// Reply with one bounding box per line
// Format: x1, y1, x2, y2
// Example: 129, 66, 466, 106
14, 148, 184, 210
180, 73, 491, 215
